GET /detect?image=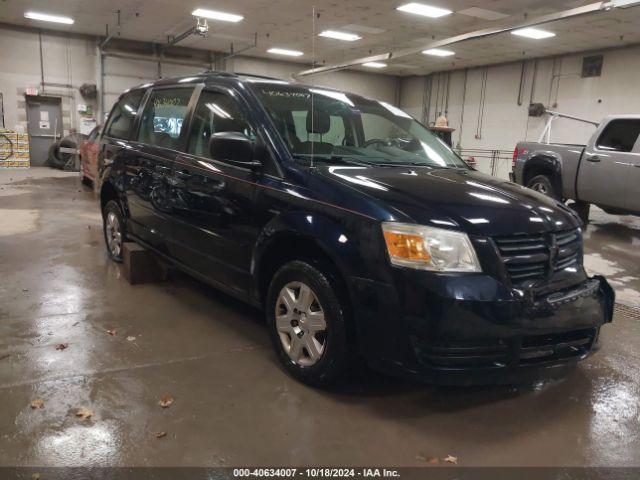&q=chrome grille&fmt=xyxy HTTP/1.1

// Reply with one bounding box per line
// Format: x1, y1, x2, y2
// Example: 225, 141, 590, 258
494, 229, 582, 284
